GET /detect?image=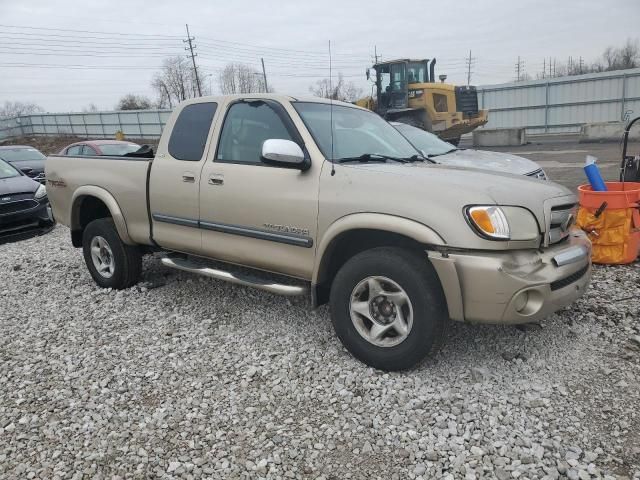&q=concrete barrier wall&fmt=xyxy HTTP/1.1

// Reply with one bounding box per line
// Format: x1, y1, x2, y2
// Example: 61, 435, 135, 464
579, 121, 640, 143
473, 128, 526, 147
